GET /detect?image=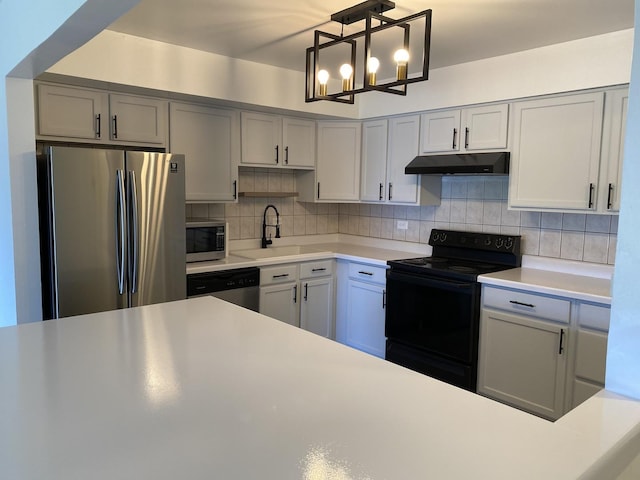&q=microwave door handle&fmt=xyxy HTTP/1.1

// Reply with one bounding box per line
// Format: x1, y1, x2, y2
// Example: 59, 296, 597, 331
116, 170, 126, 295
128, 170, 139, 294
